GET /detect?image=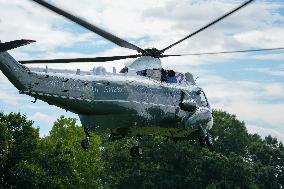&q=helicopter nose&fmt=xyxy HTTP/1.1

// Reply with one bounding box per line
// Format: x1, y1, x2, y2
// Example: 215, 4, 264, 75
185, 107, 213, 130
